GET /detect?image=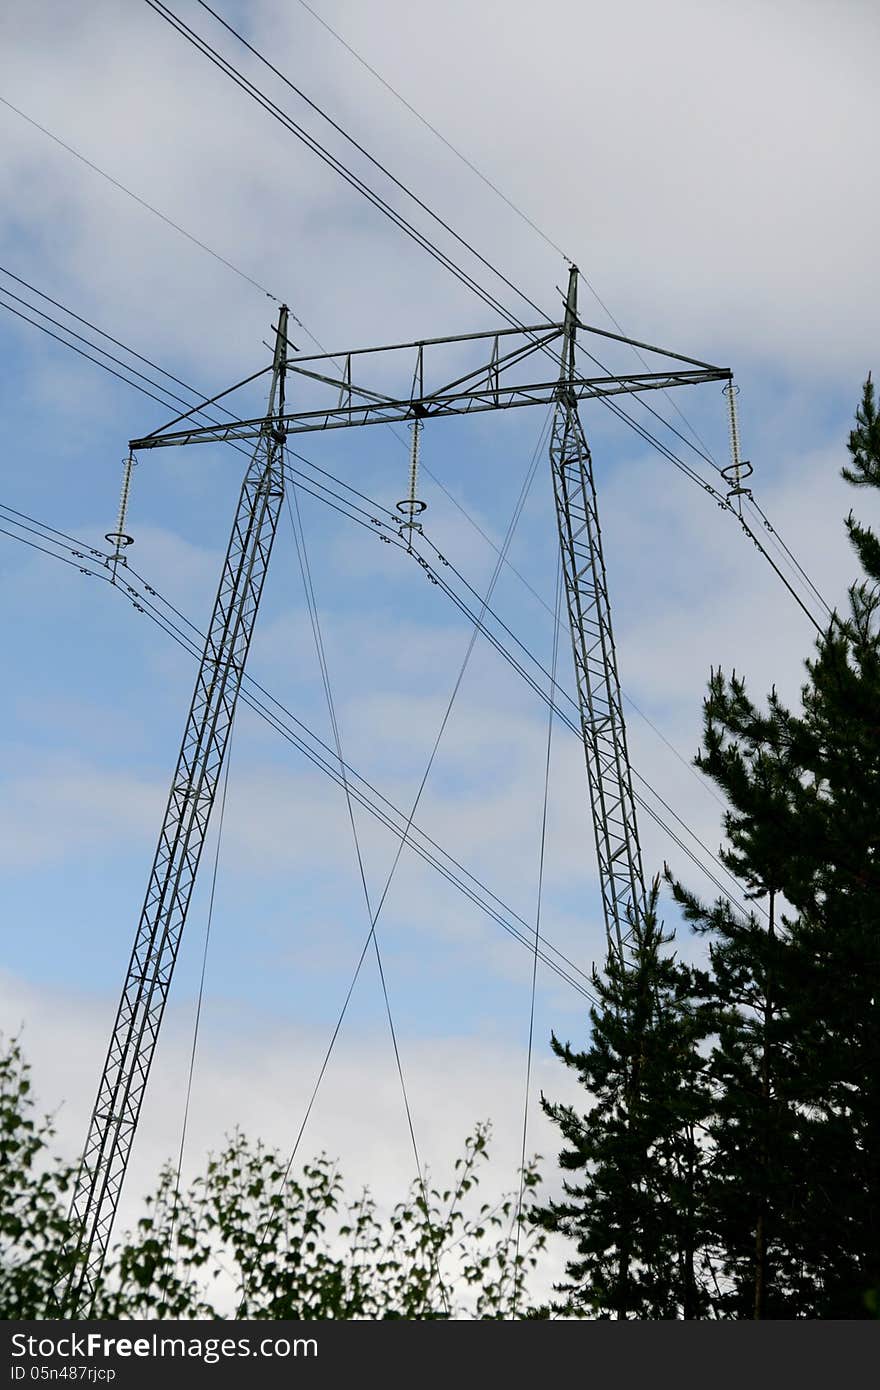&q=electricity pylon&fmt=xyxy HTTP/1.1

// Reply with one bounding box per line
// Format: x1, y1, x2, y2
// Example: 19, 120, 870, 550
62, 280, 730, 1312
